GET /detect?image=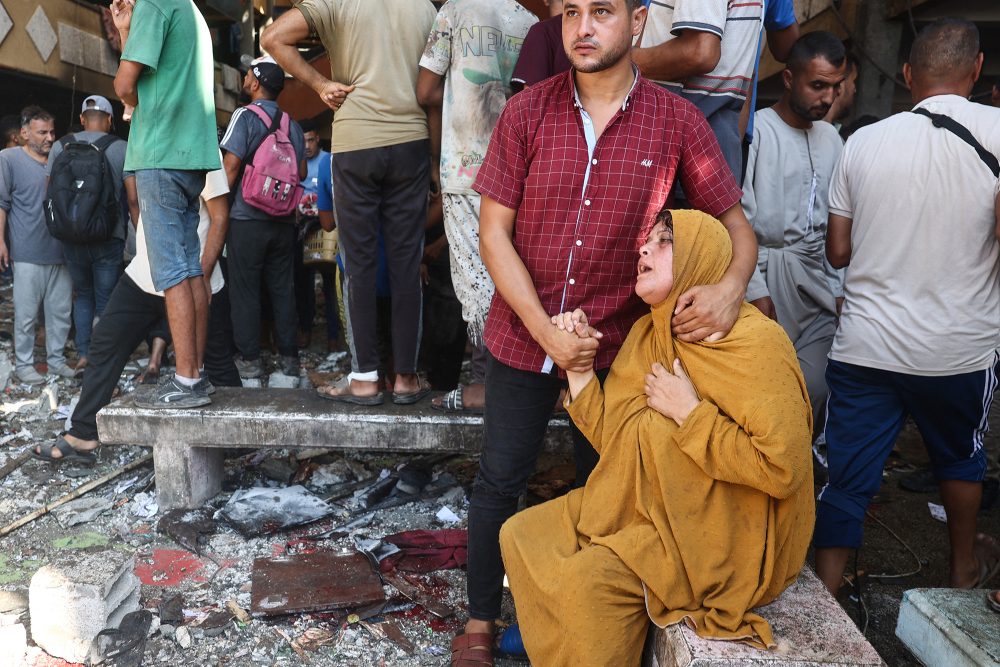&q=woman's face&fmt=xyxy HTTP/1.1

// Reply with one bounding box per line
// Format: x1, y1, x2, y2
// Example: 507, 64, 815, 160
635, 220, 674, 305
